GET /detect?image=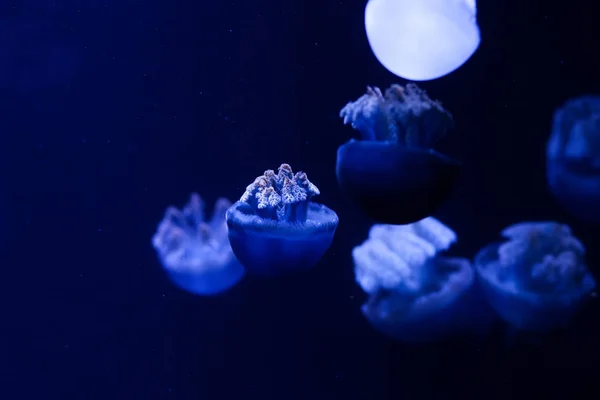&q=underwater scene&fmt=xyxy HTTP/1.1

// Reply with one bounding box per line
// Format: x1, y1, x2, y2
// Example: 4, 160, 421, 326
2, 0, 600, 399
